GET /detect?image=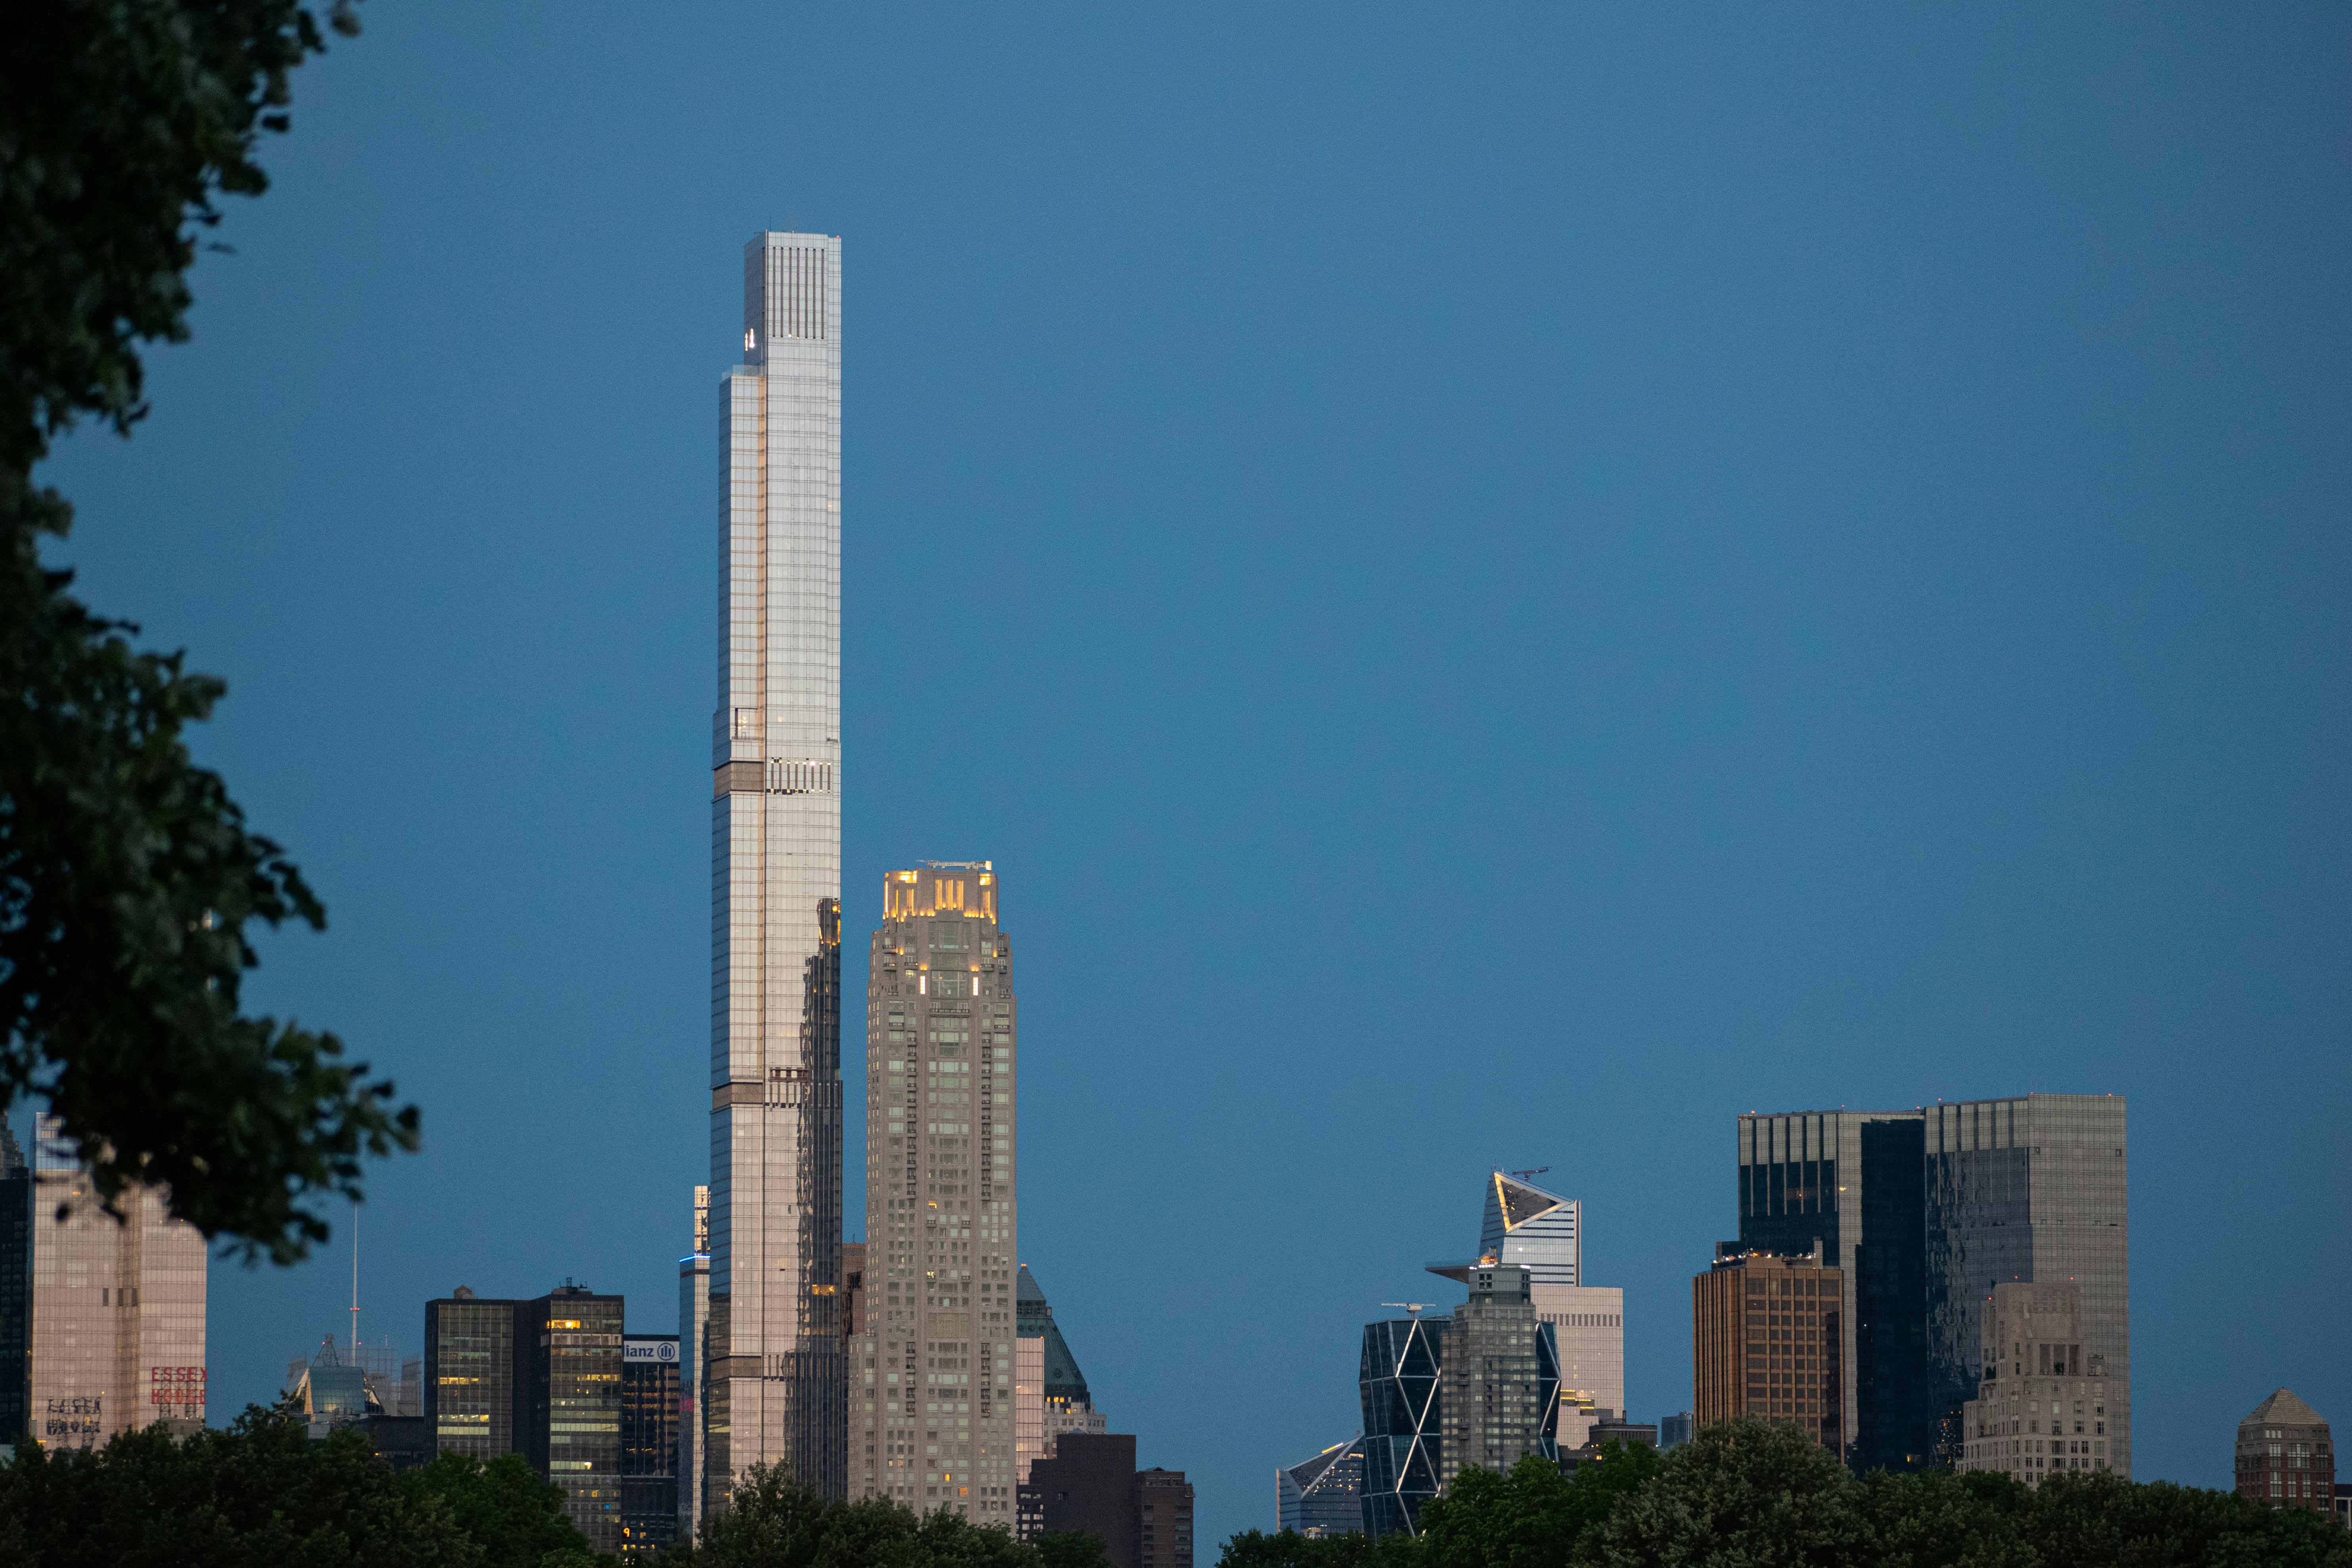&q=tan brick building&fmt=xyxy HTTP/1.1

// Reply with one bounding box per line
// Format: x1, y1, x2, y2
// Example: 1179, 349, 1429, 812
1691, 1243, 1843, 1456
